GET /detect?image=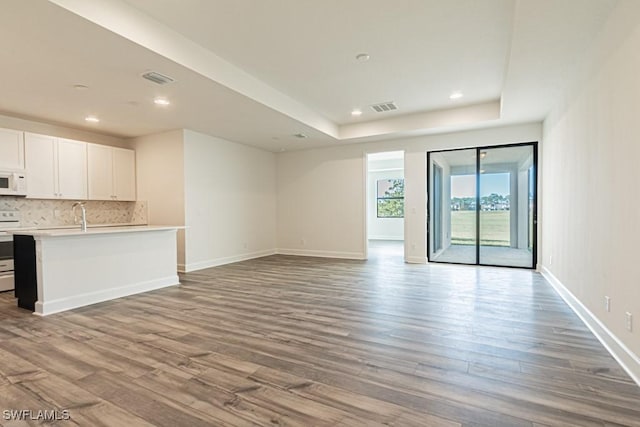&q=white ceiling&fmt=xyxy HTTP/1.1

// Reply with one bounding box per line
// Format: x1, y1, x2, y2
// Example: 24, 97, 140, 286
0, 0, 620, 151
